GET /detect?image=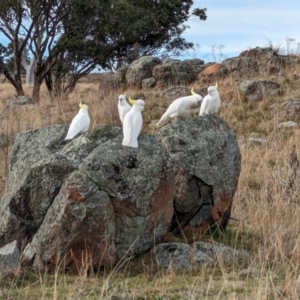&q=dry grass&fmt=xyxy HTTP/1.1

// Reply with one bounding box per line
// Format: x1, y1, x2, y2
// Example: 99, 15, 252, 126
1, 66, 300, 299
